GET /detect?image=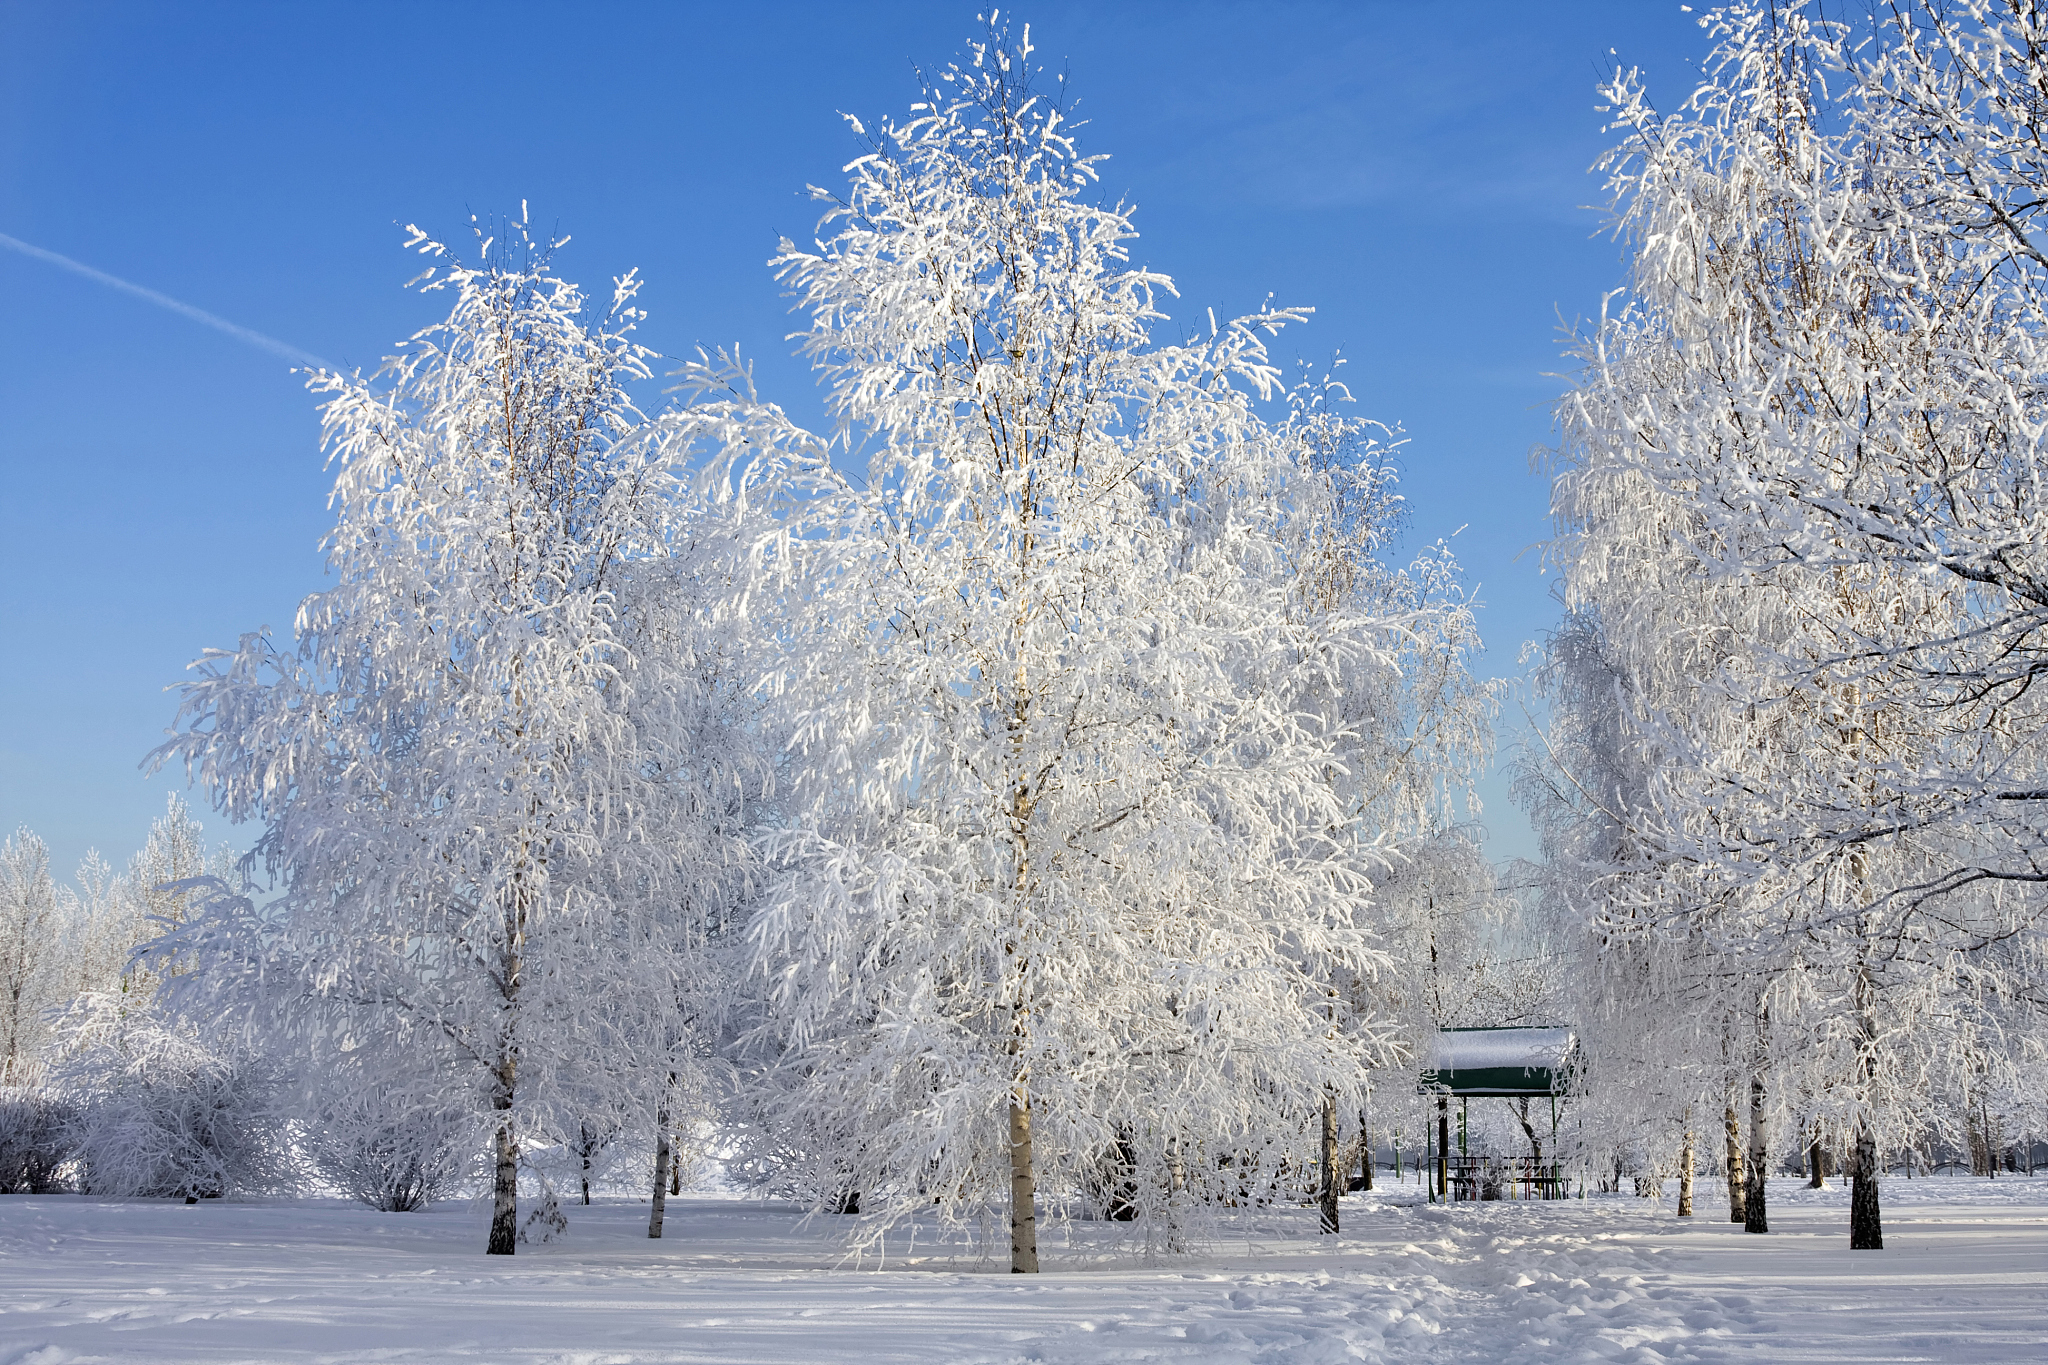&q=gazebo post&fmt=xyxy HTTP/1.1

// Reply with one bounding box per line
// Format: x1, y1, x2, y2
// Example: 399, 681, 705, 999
1360, 1081, 1373, 1192
1550, 1096, 1559, 1199
1437, 1096, 1450, 1202
1423, 1119, 1433, 1203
